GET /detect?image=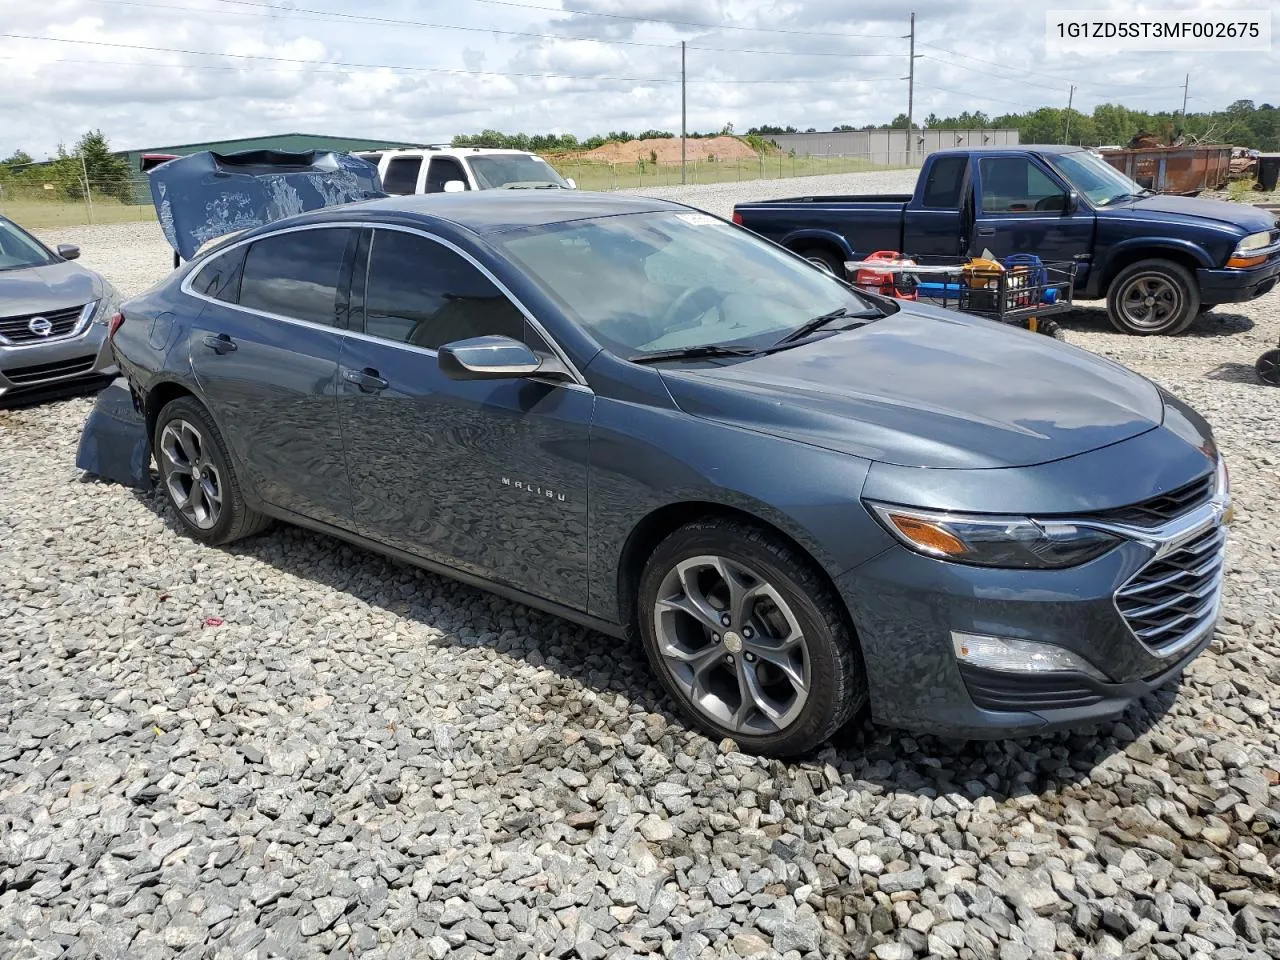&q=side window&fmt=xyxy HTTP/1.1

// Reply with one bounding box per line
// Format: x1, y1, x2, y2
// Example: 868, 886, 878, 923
191, 245, 246, 302
362, 229, 527, 350
238, 228, 354, 326
979, 157, 1067, 214
921, 156, 968, 208
425, 157, 469, 193
382, 157, 422, 195
357, 152, 382, 167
